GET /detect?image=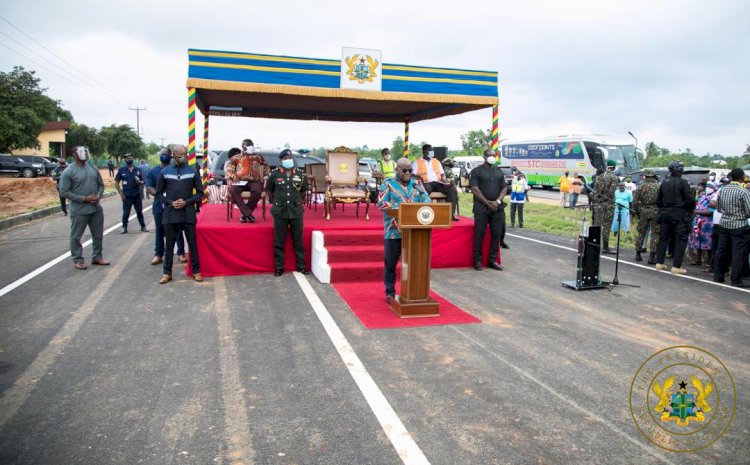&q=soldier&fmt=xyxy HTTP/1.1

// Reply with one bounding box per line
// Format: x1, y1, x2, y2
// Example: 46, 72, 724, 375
267, 149, 309, 276
594, 159, 619, 253
632, 168, 661, 263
